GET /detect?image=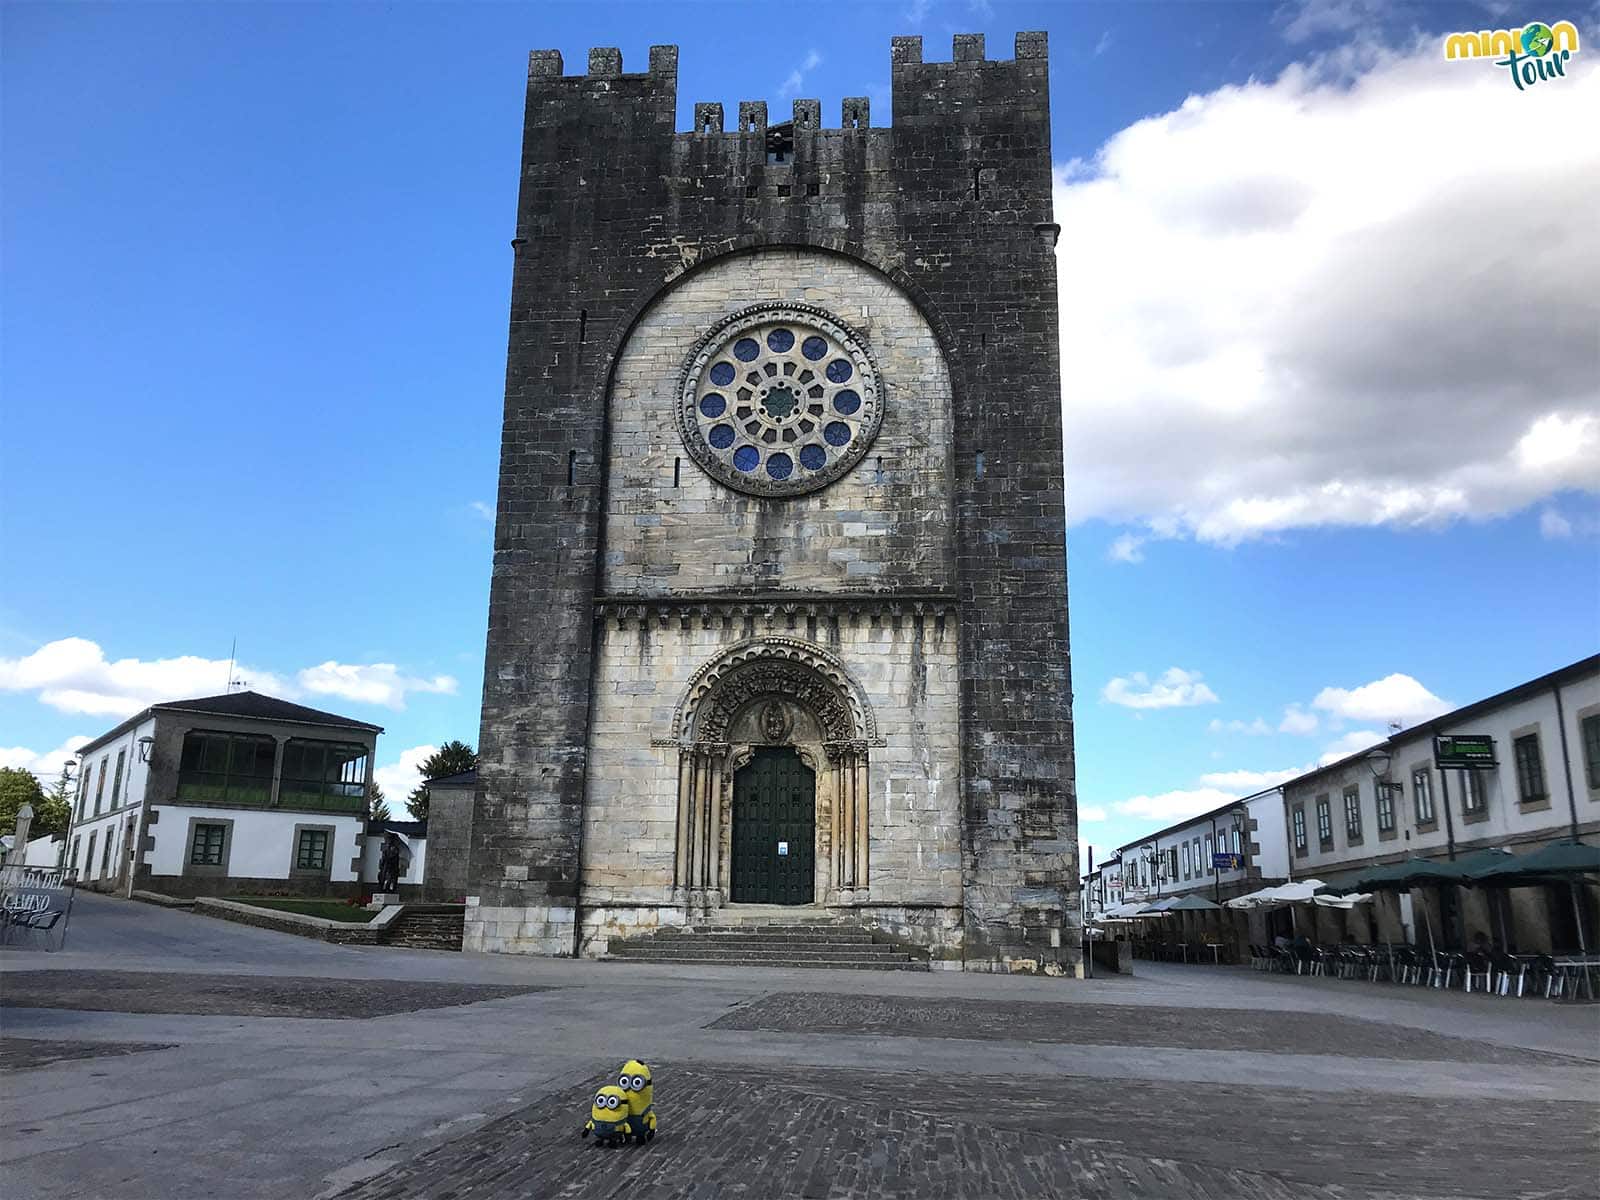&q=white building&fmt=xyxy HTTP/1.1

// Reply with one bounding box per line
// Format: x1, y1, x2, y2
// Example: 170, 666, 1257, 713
1282, 654, 1599, 952
65, 691, 382, 899
1088, 789, 1292, 951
